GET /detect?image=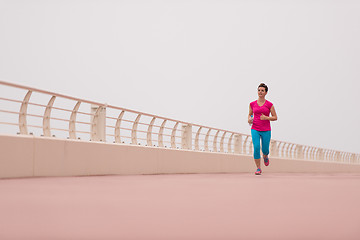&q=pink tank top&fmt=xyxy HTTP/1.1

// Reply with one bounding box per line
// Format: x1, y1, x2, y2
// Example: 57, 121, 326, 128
250, 100, 273, 131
